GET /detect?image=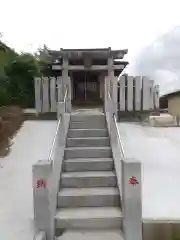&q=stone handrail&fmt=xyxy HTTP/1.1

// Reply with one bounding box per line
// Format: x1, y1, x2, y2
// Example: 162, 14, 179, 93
48, 86, 68, 161
106, 90, 124, 197
113, 114, 125, 158
32, 86, 70, 240
48, 117, 62, 161
105, 82, 142, 240
33, 231, 46, 240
